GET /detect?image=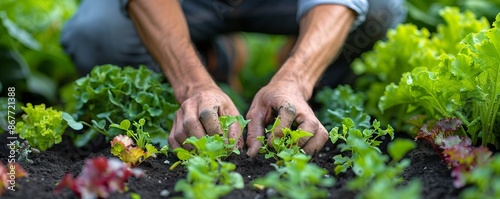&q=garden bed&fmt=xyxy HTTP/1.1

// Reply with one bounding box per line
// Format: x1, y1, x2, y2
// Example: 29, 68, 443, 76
0, 132, 458, 199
